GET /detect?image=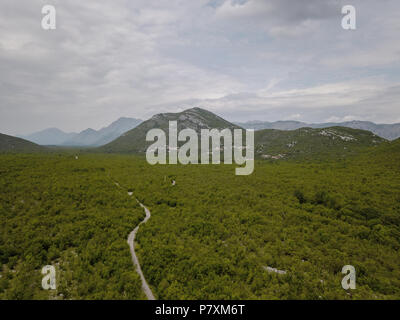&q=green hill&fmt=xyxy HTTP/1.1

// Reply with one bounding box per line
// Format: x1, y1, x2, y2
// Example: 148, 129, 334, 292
98, 107, 386, 159
391, 137, 400, 148
0, 133, 46, 153
98, 107, 241, 153
367, 136, 400, 155
254, 126, 386, 160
